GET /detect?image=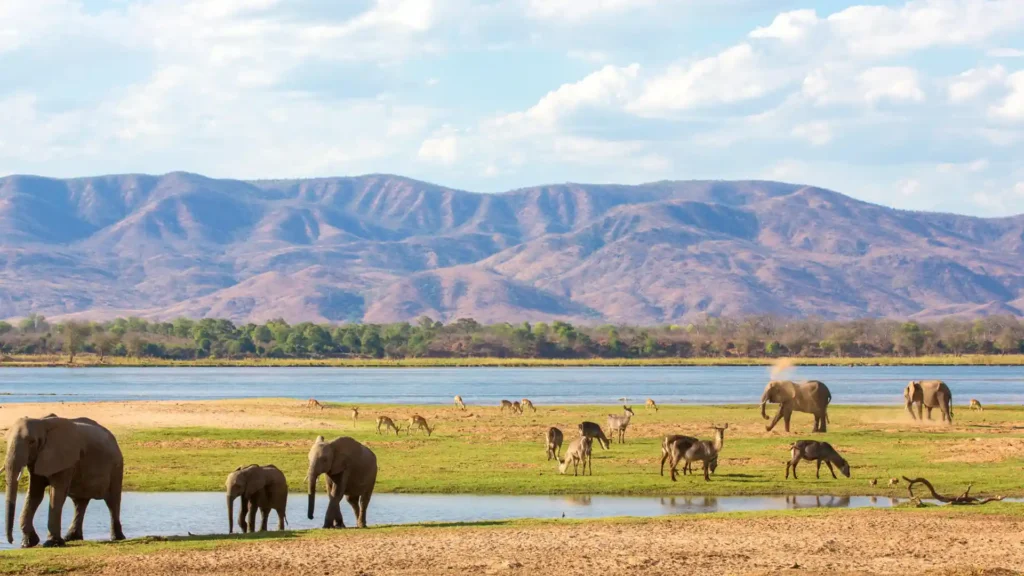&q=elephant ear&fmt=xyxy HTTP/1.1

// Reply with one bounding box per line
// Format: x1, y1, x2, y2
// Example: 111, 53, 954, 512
906, 381, 919, 397
243, 468, 267, 498
35, 418, 85, 478
775, 381, 797, 402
